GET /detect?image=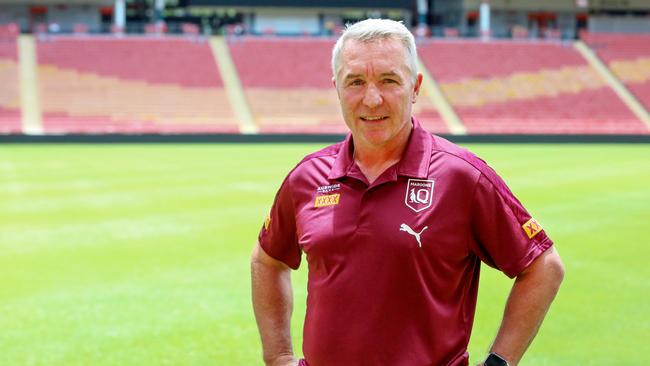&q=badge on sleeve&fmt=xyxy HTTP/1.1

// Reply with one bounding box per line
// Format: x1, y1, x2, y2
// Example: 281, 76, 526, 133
522, 218, 543, 239
404, 179, 435, 213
